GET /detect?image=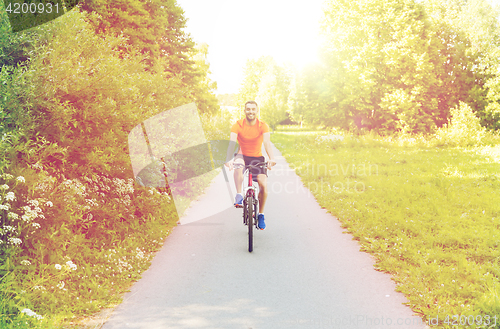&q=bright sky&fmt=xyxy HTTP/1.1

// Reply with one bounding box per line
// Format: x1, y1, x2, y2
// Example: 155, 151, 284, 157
176, 0, 325, 95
